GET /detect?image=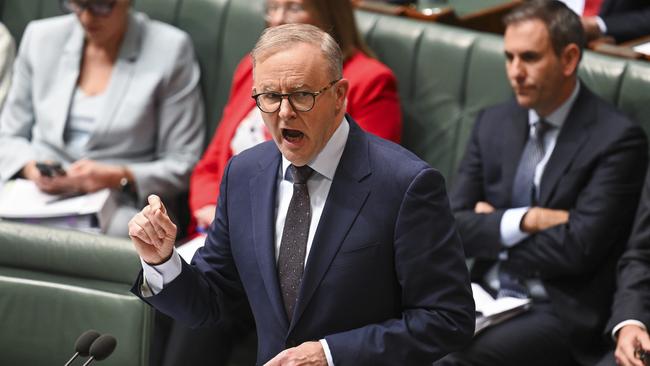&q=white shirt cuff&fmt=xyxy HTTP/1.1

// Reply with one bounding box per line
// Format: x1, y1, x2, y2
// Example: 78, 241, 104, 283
140, 248, 183, 296
612, 320, 647, 341
500, 207, 531, 247
320, 339, 335, 366
596, 16, 607, 35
